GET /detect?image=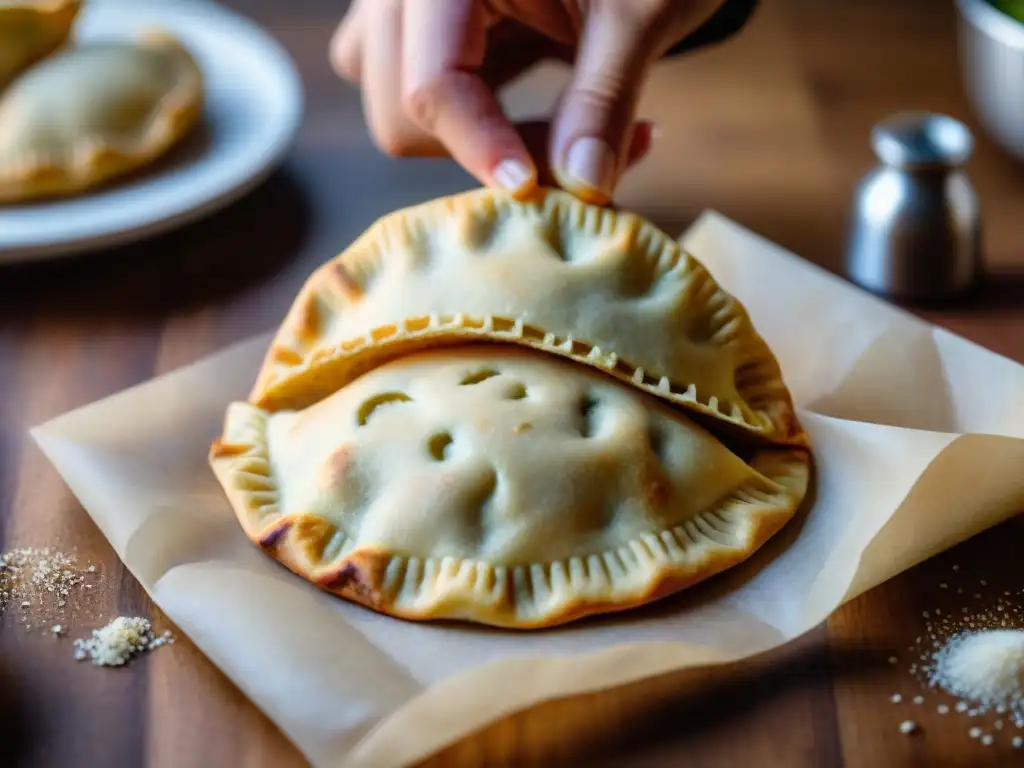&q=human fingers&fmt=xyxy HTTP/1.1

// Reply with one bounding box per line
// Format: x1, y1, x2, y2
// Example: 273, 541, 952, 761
550, 1, 713, 205
402, 0, 537, 196
329, 0, 368, 84
523, 118, 657, 189
361, 0, 449, 156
